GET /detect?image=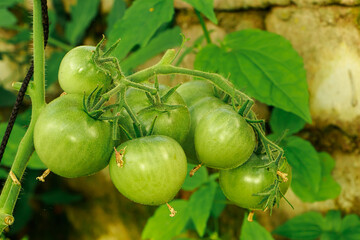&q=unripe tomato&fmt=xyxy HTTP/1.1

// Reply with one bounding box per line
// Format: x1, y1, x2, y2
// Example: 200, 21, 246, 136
182, 96, 232, 162
109, 135, 187, 205
58, 46, 112, 95
34, 94, 113, 178
219, 154, 292, 210
119, 85, 190, 144
176, 80, 215, 106
195, 107, 256, 169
